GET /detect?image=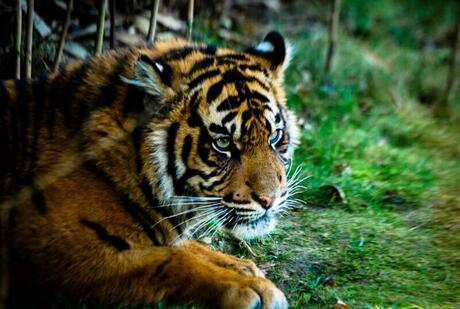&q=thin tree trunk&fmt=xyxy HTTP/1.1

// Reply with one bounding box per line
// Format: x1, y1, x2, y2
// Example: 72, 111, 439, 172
109, 0, 116, 49
95, 0, 107, 55
187, 0, 194, 40
325, 0, 341, 73
53, 0, 74, 71
25, 0, 34, 79
147, 0, 160, 44
439, 0, 460, 115
15, 0, 22, 79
